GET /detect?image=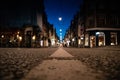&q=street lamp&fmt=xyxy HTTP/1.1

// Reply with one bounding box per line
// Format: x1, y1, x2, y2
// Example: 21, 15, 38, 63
17, 31, 20, 34
1, 35, 4, 47
58, 17, 62, 21
60, 29, 62, 32
1, 35, 4, 38
72, 38, 75, 42
32, 35, 36, 47
19, 36, 22, 41
32, 35, 36, 40
81, 37, 84, 40
18, 36, 22, 47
